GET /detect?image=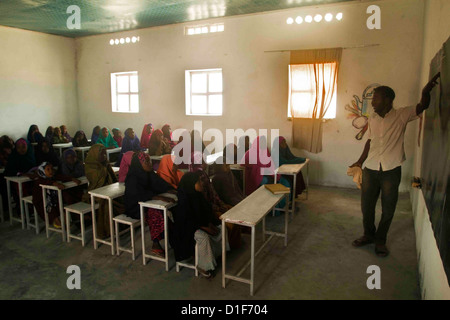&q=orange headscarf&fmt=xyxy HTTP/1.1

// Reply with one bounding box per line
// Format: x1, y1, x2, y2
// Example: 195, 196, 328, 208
157, 154, 184, 189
